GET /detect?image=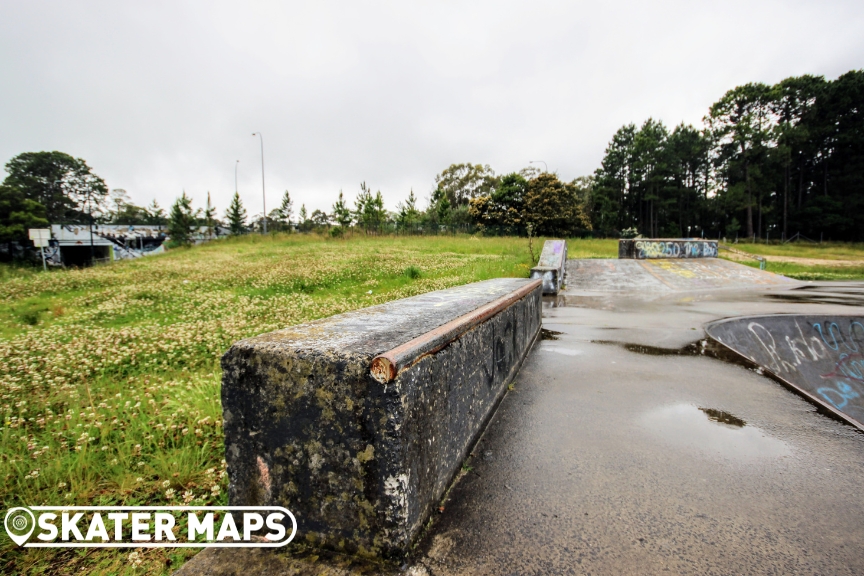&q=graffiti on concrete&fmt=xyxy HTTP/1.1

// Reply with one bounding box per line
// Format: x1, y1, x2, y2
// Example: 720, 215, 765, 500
530, 239, 567, 295
619, 239, 718, 259
706, 315, 864, 429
